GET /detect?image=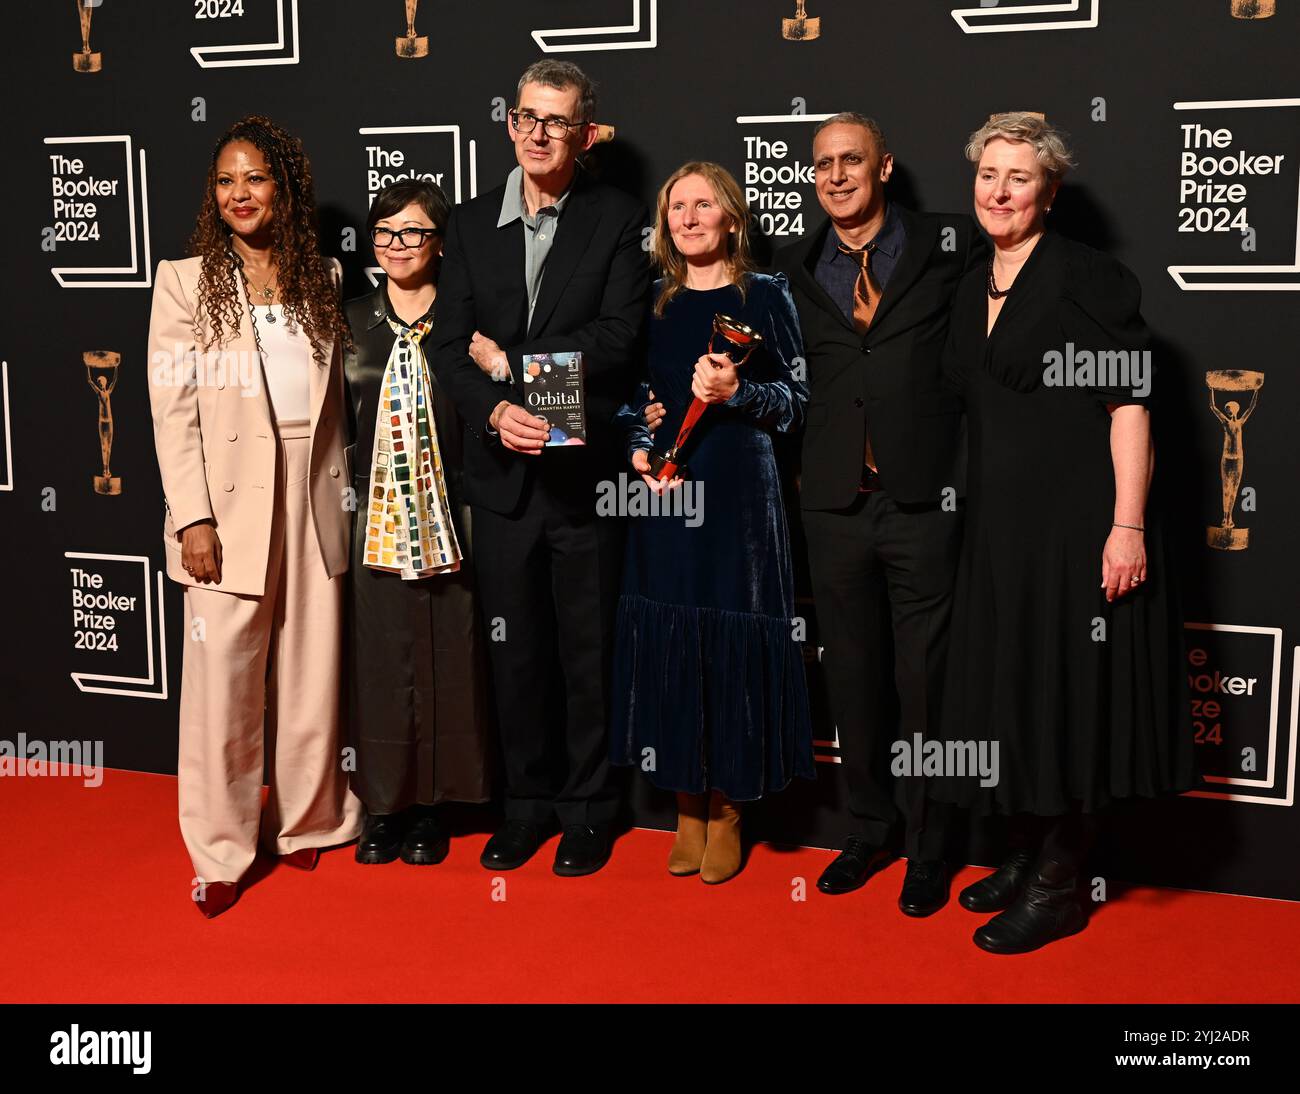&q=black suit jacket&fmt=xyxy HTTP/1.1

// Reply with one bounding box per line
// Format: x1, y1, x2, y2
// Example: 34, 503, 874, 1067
774, 206, 987, 509
429, 168, 650, 515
